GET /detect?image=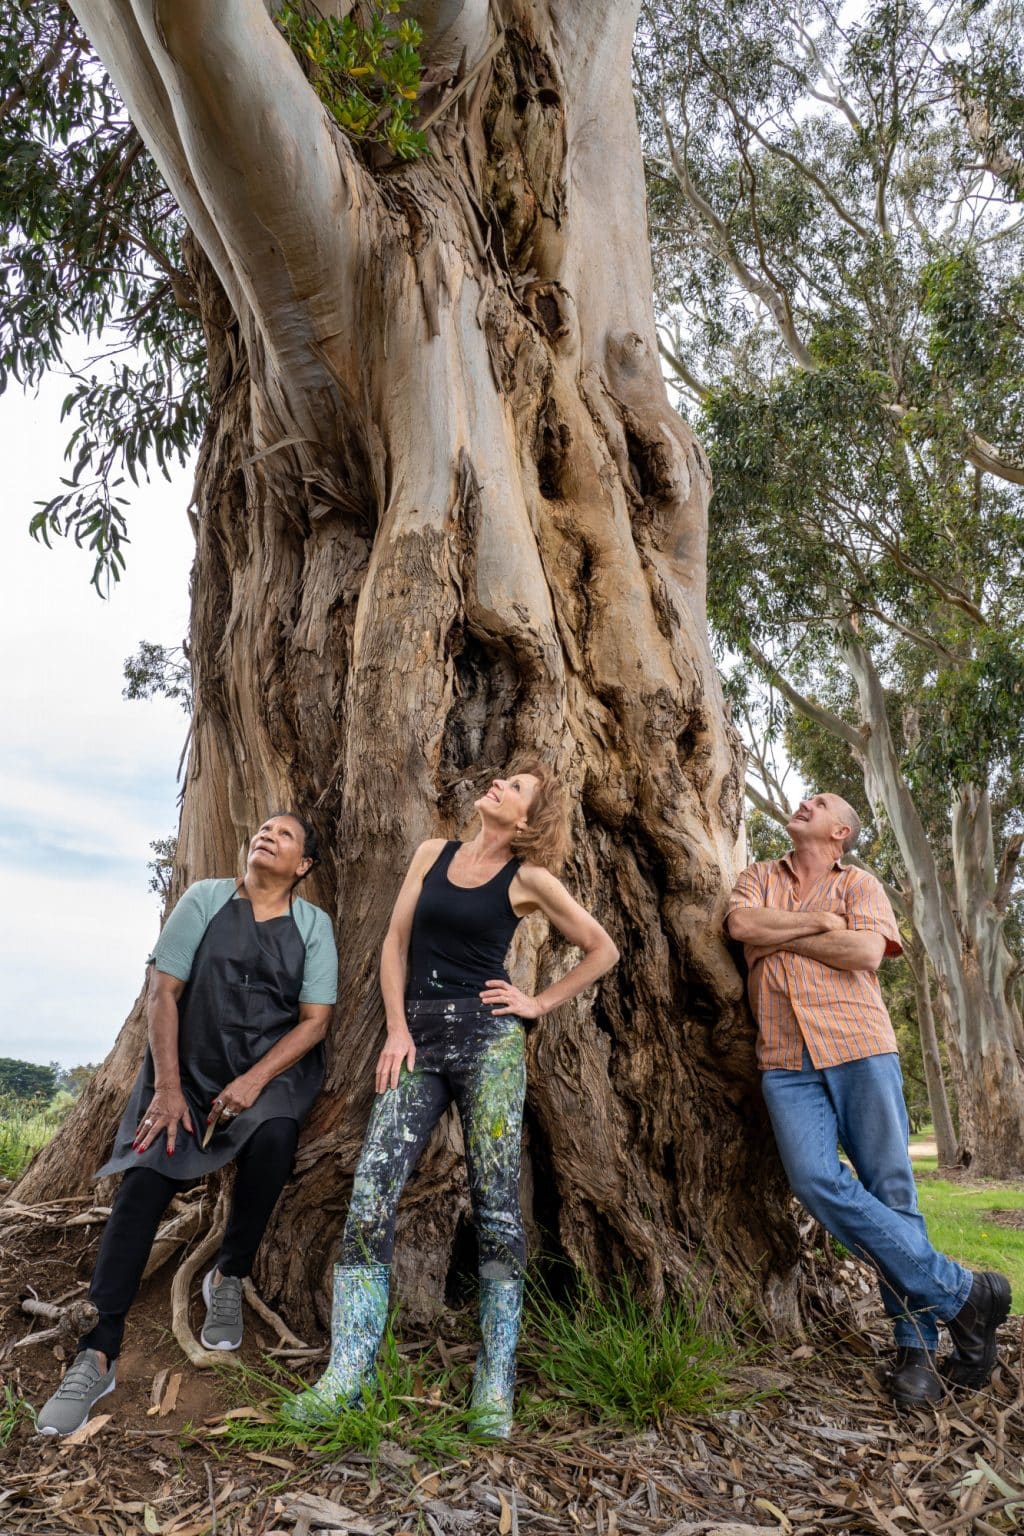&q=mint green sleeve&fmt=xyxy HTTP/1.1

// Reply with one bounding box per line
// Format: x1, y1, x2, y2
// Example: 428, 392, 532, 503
300, 906, 339, 1005
148, 880, 230, 981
